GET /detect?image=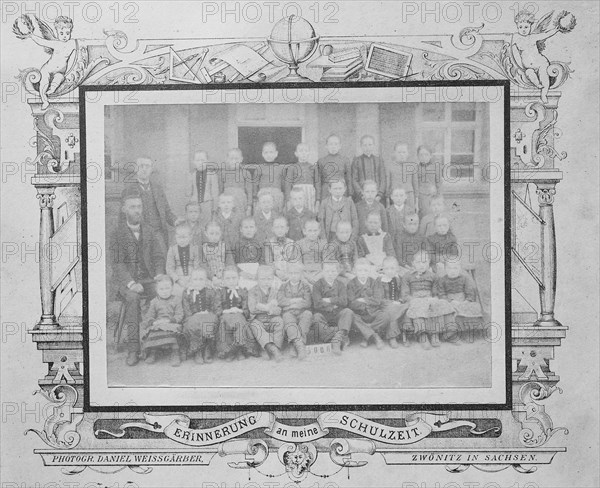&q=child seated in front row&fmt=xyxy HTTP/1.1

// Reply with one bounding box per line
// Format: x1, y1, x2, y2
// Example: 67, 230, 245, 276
357, 211, 396, 276
182, 268, 221, 364
356, 180, 388, 236
347, 258, 386, 349
310, 261, 354, 355
140, 275, 184, 367
199, 221, 234, 287
248, 266, 285, 362
435, 260, 483, 342
277, 262, 313, 360
166, 223, 200, 297
372, 256, 409, 348
235, 217, 264, 290
217, 266, 258, 361
402, 250, 455, 350
285, 188, 315, 241
297, 219, 329, 285
265, 216, 295, 283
